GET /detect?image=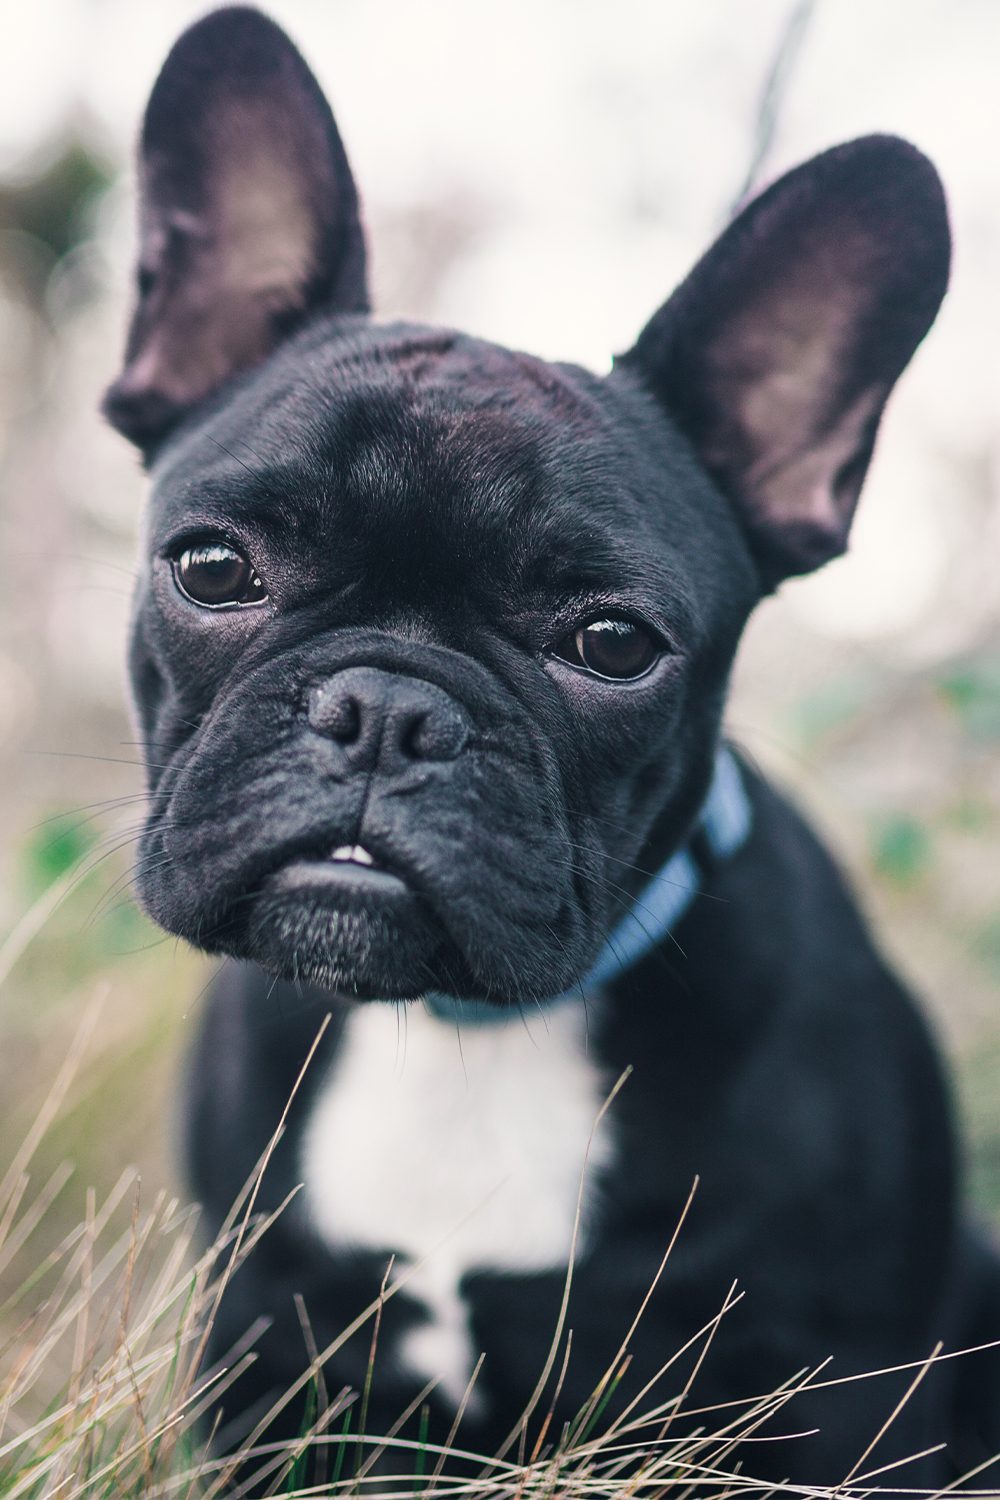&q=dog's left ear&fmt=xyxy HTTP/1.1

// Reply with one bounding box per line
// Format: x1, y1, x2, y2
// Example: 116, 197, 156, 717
104, 7, 368, 451
619, 136, 950, 586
